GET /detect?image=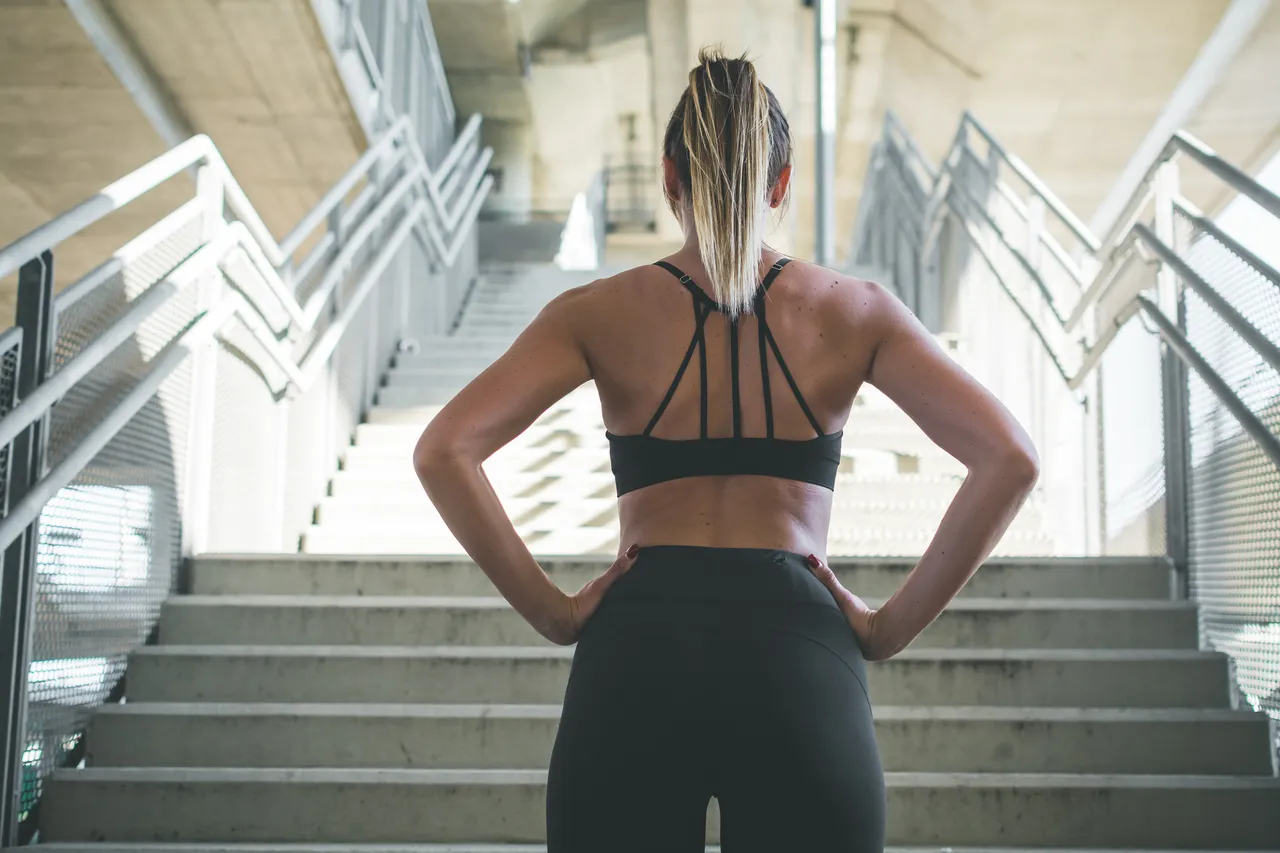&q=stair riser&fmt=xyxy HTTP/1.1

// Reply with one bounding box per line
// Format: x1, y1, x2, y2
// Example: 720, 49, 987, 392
89, 712, 1273, 775
158, 604, 1199, 650
41, 777, 1280, 846
309, 508, 1047, 537
189, 558, 1173, 600
126, 653, 1229, 708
